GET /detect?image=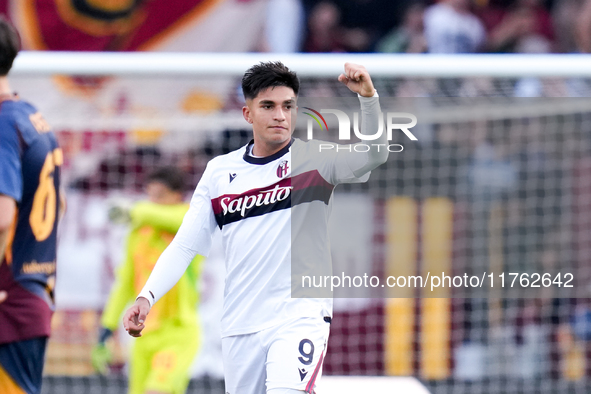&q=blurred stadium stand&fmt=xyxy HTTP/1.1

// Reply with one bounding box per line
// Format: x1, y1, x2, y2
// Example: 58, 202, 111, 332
4, 1, 591, 394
